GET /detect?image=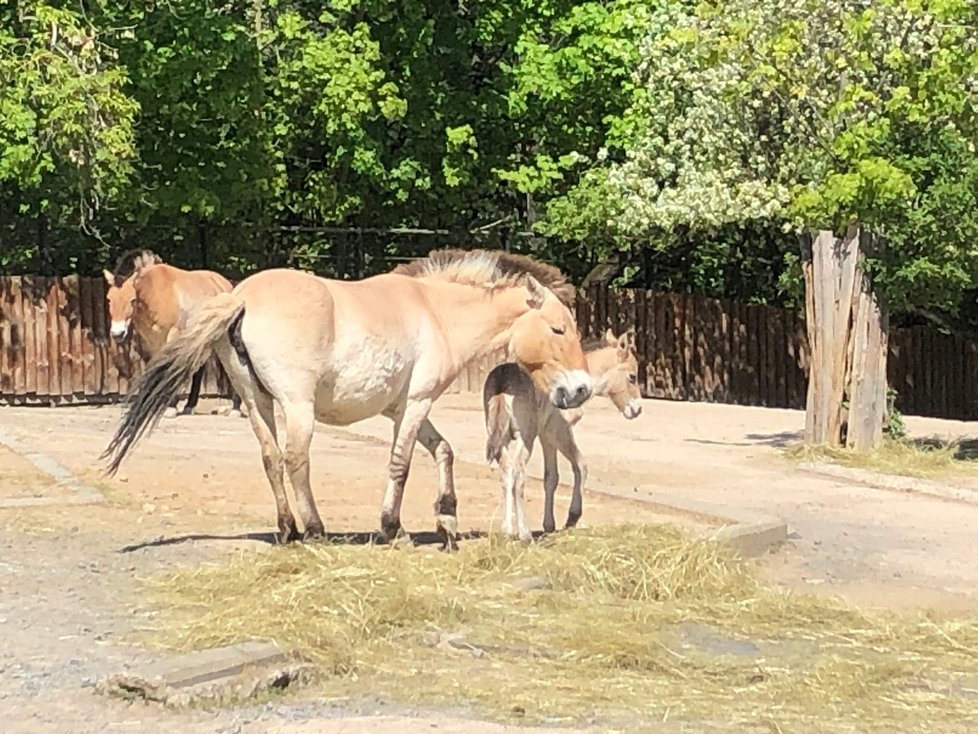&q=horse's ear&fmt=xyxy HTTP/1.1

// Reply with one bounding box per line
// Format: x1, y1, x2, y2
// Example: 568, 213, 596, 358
103, 270, 115, 287
525, 276, 547, 309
